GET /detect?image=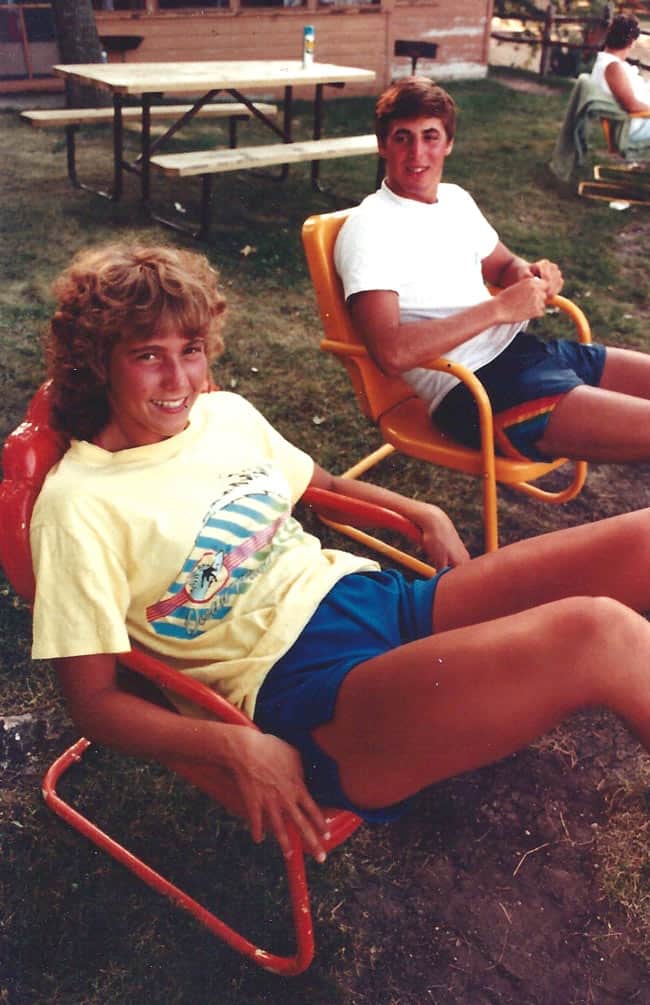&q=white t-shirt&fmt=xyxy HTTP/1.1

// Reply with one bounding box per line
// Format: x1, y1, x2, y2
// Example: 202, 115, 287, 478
591, 51, 650, 138
334, 181, 523, 412
30, 392, 378, 718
